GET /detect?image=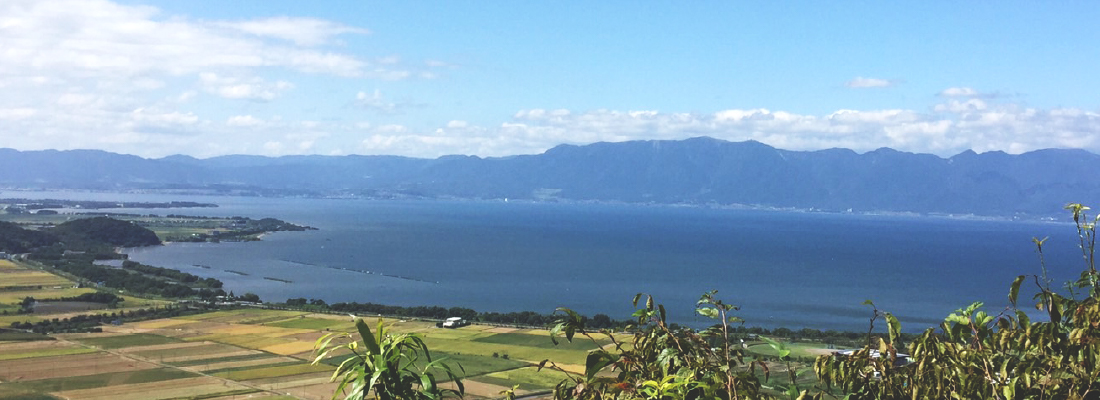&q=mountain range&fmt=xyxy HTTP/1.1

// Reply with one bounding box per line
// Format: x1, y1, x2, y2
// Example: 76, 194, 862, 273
3, 137, 1098, 217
